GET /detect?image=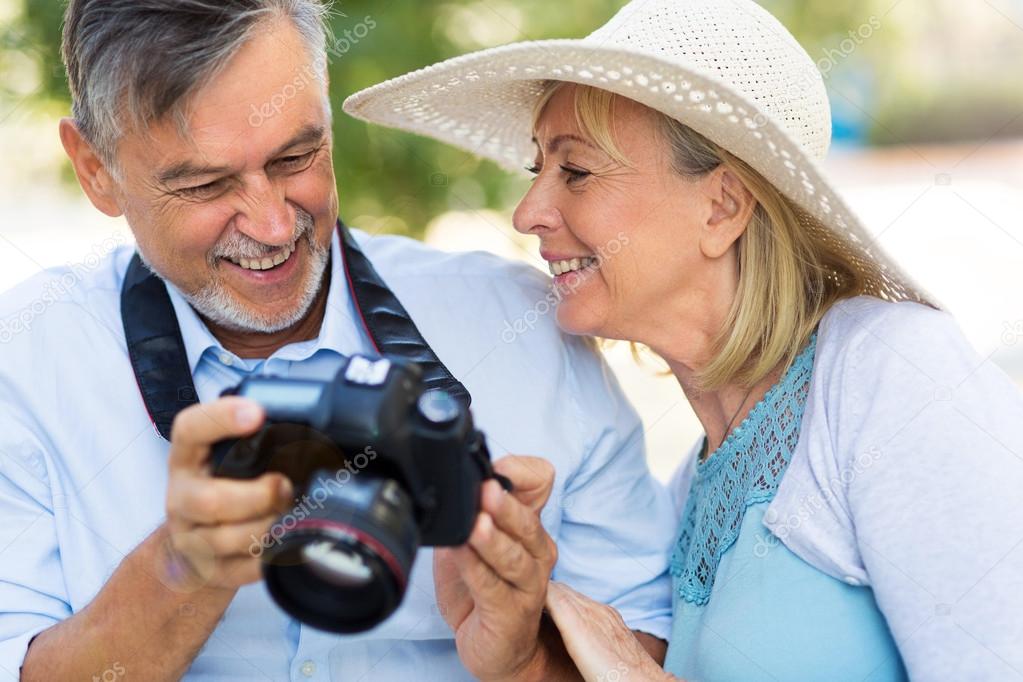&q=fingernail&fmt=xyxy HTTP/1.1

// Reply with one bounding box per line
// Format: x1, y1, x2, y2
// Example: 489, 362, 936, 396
278, 477, 293, 501
476, 512, 492, 537
488, 480, 505, 502
235, 403, 261, 428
